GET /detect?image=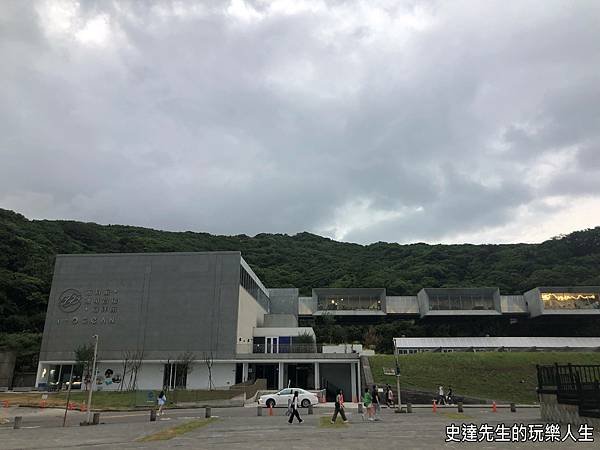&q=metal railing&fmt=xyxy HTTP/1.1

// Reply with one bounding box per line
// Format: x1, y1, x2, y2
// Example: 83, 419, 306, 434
536, 363, 600, 417
236, 343, 323, 354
